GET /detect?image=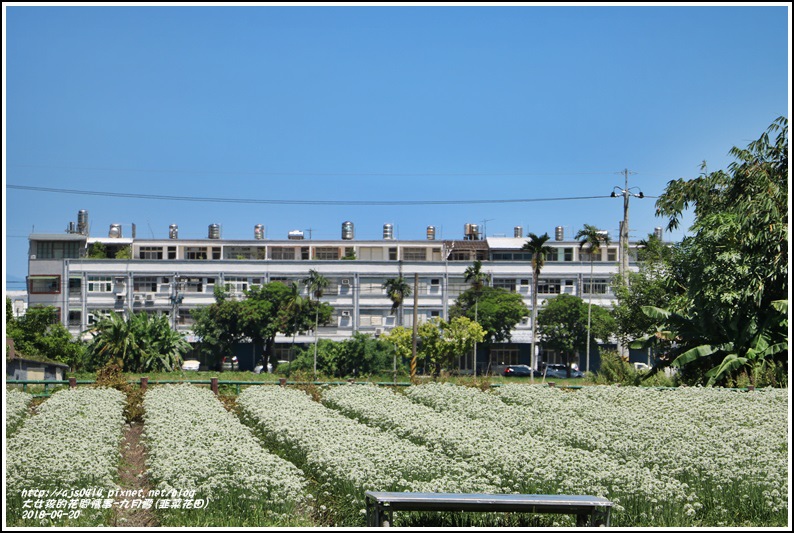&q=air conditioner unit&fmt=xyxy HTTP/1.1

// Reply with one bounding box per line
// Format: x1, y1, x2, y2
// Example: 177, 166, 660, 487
375, 327, 384, 336
341, 310, 351, 317
341, 279, 350, 285
133, 295, 142, 303
145, 294, 155, 302
116, 294, 124, 301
